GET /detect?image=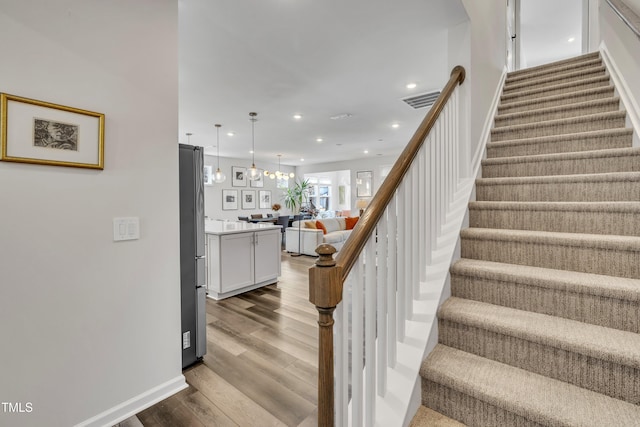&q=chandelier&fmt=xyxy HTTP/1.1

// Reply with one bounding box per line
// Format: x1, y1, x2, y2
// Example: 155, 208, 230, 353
264, 154, 295, 180
247, 112, 261, 181
213, 124, 226, 183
